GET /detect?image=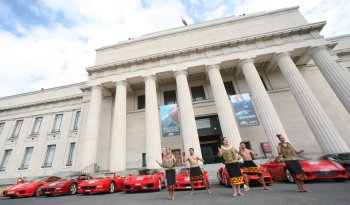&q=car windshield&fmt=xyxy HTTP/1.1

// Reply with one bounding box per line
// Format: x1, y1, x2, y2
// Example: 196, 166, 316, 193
336, 153, 350, 160
94, 173, 114, 179
272, 155, 308, 162
63, 175, 79, 180
31, 177, 48, 182
127, 169, 159, 176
